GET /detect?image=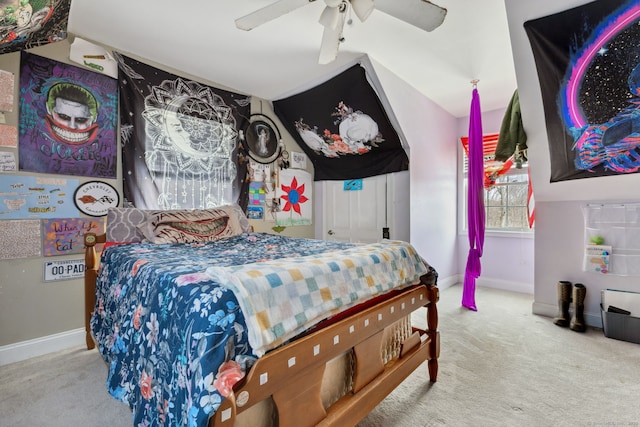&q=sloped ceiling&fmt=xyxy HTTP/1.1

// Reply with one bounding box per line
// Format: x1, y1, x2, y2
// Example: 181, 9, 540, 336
67, 0, 517, 118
